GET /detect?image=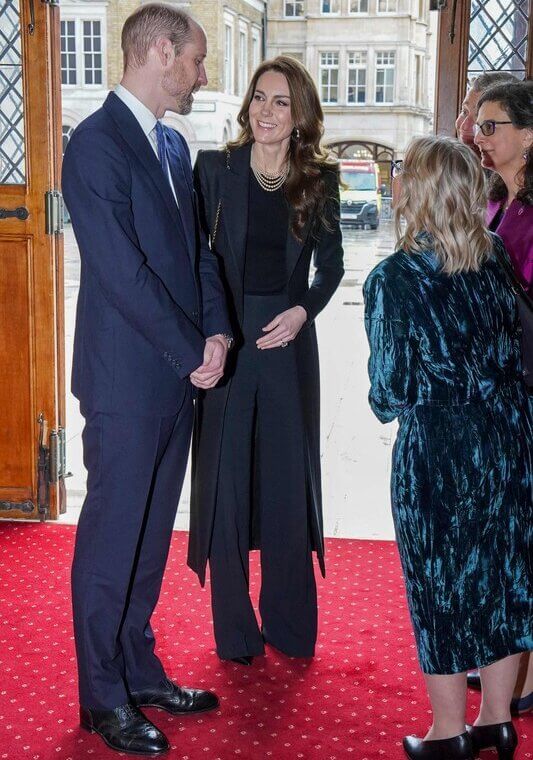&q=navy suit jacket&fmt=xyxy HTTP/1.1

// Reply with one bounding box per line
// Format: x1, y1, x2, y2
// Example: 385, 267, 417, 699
62, 93, 231, 416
